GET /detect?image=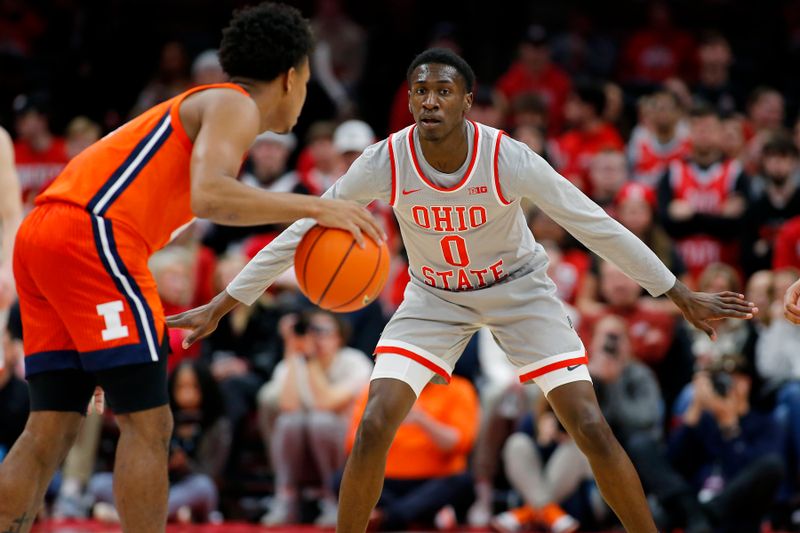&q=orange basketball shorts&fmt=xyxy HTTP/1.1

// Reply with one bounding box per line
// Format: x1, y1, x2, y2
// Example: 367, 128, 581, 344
14, 202, 165, 377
